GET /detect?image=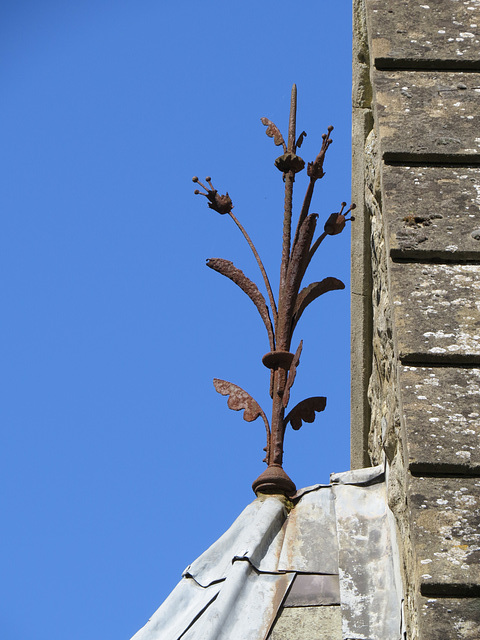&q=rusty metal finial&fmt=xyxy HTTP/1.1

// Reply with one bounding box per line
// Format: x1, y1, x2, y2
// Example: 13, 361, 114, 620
193, 85, 354, 496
